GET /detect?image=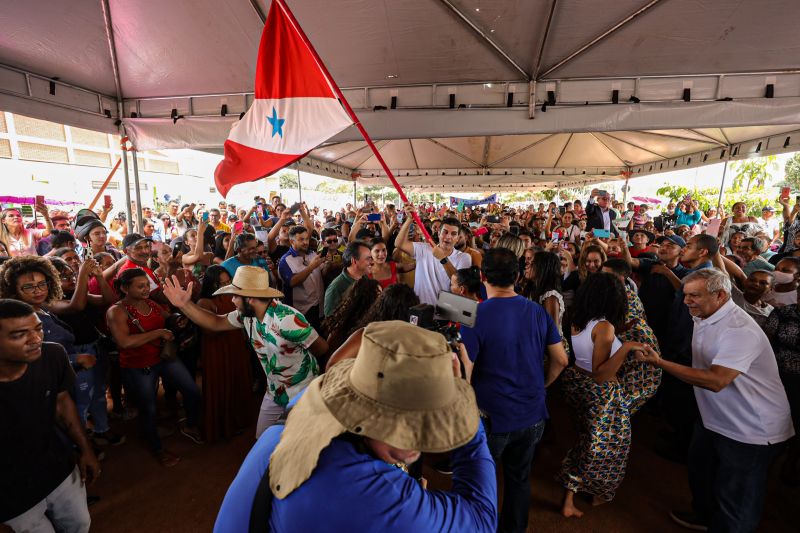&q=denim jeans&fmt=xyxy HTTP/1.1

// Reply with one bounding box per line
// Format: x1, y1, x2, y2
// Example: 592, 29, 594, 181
486, 419, 546, 533
121, 358, 200, 452
3, 467, 90, 533
73, 342, 110, 434
689, 421, 785, 533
